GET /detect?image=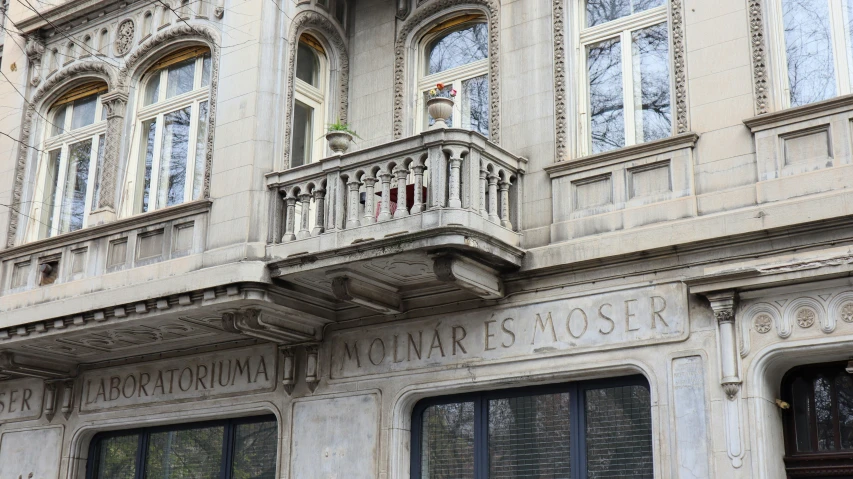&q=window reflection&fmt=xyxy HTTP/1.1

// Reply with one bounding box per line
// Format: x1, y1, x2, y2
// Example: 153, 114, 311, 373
156, 107, 191, 209
586, 0, 664, 27
461, 75, 488, 135
632, 23, 671, 144
588, 37, 625, 153
427, 23, 488, 75
782, 0, 836, 106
